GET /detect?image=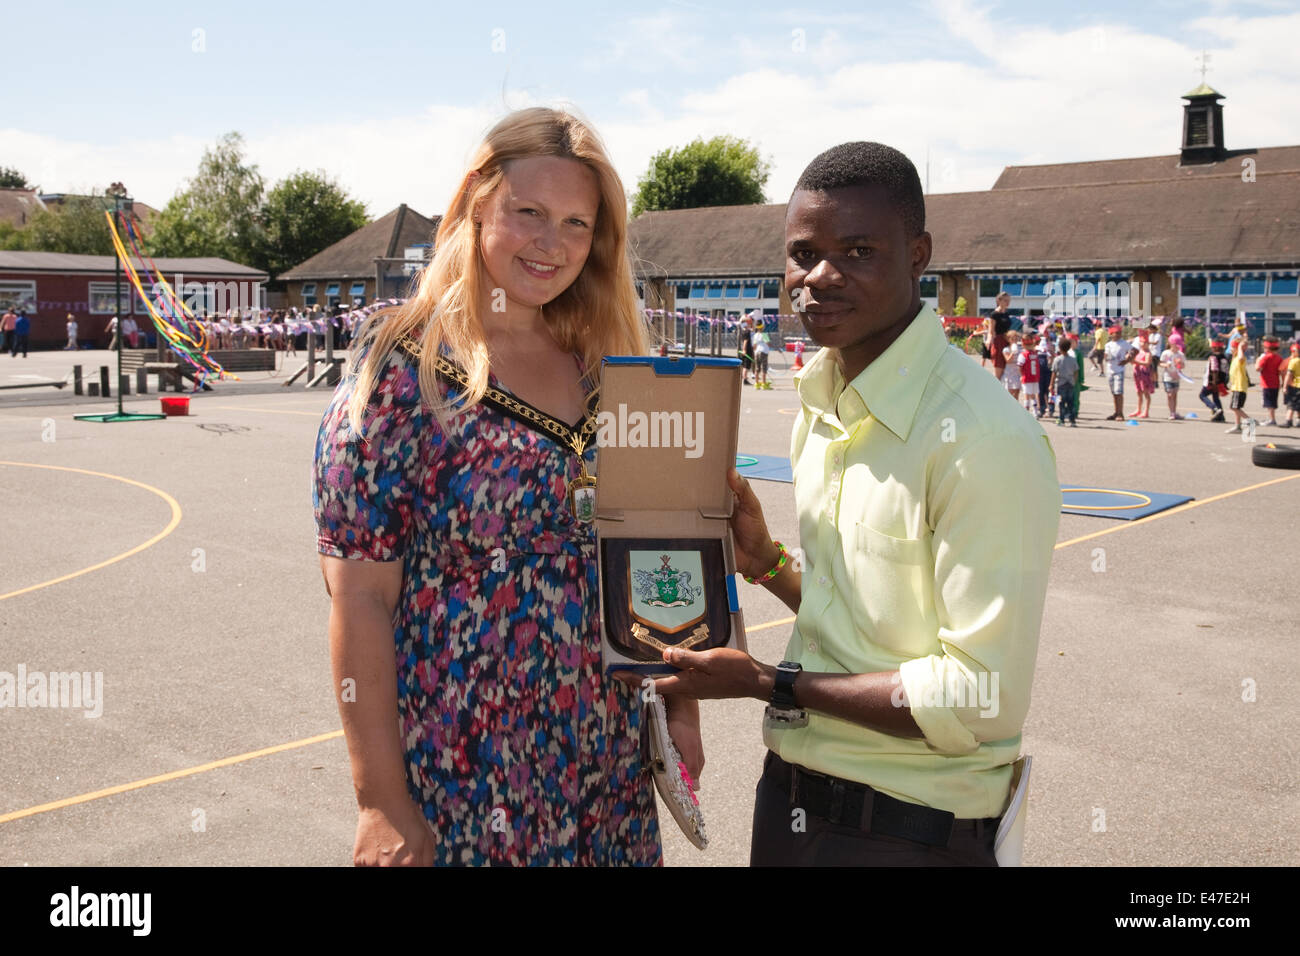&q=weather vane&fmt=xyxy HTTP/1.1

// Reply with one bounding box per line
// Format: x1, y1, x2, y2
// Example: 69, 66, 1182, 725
1196, 50, 1211, 82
